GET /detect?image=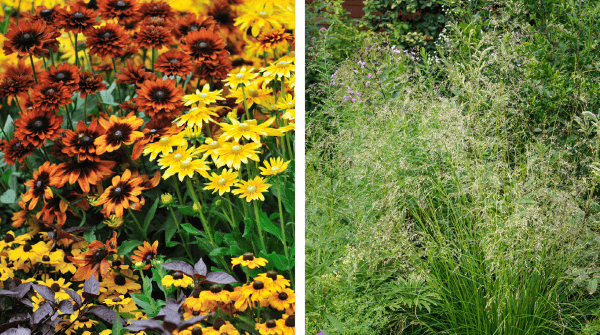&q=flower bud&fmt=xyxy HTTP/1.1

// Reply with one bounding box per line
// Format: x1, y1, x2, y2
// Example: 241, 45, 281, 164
161, 193, 174, 206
